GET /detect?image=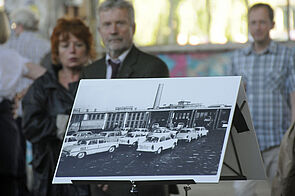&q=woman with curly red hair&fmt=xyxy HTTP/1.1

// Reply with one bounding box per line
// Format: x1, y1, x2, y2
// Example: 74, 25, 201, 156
22, 18, 96, 196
